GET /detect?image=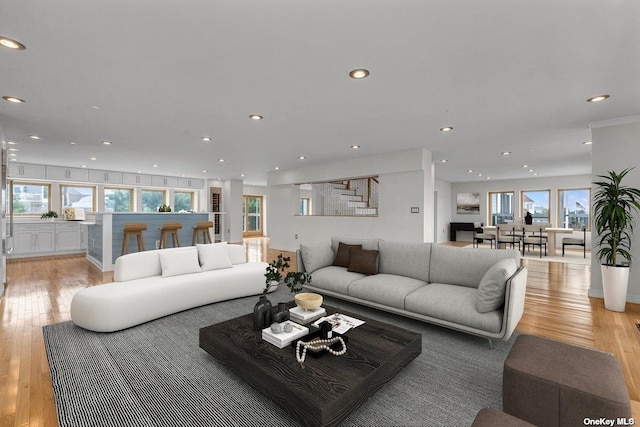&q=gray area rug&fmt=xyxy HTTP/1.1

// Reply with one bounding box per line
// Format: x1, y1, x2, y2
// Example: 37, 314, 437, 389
44, 286, 515, 427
